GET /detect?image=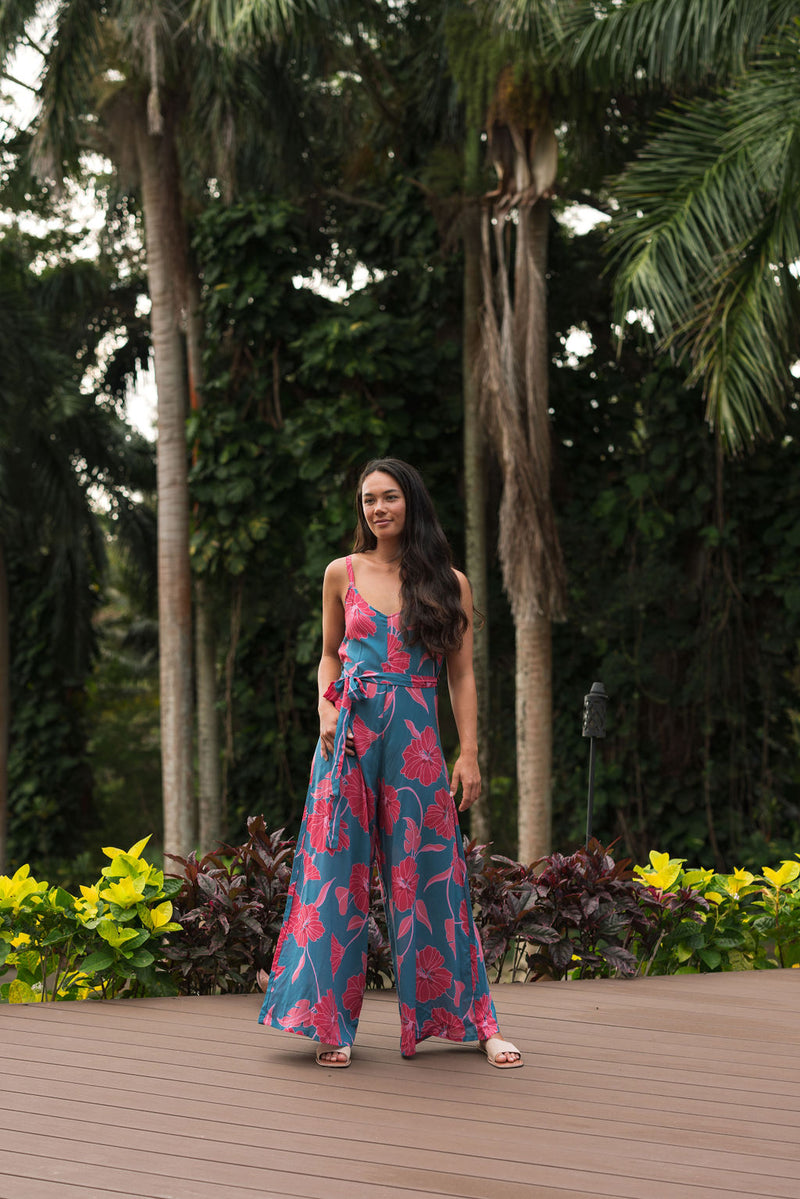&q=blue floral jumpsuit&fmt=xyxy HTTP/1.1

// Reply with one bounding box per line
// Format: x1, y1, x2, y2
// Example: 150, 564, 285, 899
259, 555, 499, 1056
